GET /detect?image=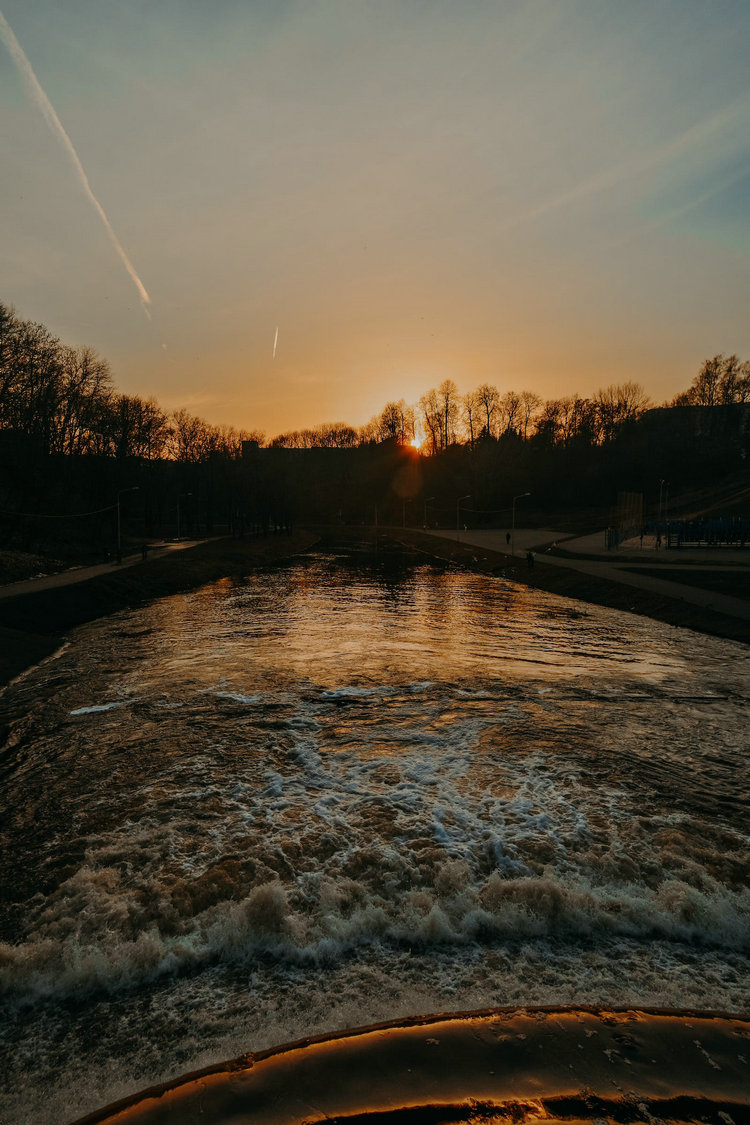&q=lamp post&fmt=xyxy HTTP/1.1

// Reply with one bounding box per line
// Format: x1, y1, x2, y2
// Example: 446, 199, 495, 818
116, 486, 139, 564
511, 491, 530, 557
424, 496, 435, 528
177, 492, 192, 541
456, 495, 470, 540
